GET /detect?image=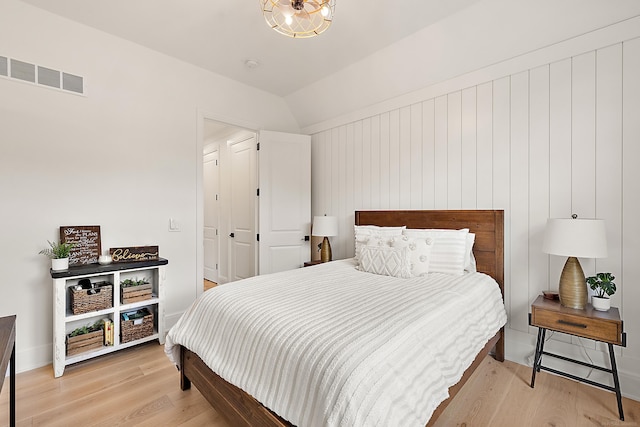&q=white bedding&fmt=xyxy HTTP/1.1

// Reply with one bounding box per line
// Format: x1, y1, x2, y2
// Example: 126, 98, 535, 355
165, 259, 507, 427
